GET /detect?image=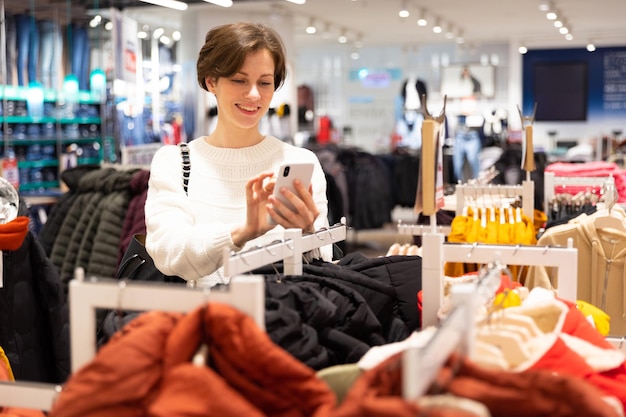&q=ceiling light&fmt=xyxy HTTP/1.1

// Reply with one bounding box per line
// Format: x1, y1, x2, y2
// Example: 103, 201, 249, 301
338, 32, 347, 44
284, 0, 306, 3
354, 34, 364, 48
455, 30, 464, 44
306, 18, 316, 34
432, 19, 442, 34
538, 0, 550, 11
139, 0, 188, 11
89, 15, 102, 28
445, 25, 455, 39
172, 30, 181, 41
137, 31, 148, 39
417, 8, 427, 26
587, 42, 596, 52
559, 26, 568, 34
553, 20, 562, 28
399, 1, 409, 18
202, 0, 233, 6
160, 35, 171, 45
546, 11, 557, 20
565, 33, 573, 40
519, 46, 528, 54
153, 27, 165, 39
